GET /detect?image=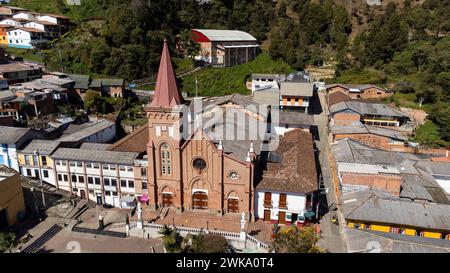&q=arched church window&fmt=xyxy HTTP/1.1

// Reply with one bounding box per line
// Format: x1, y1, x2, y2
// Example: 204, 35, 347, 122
160, 143, 171, 175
